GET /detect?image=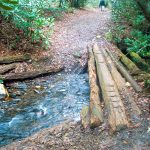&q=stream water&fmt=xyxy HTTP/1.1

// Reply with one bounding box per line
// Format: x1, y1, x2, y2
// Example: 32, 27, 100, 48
0, 73, 90, 147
